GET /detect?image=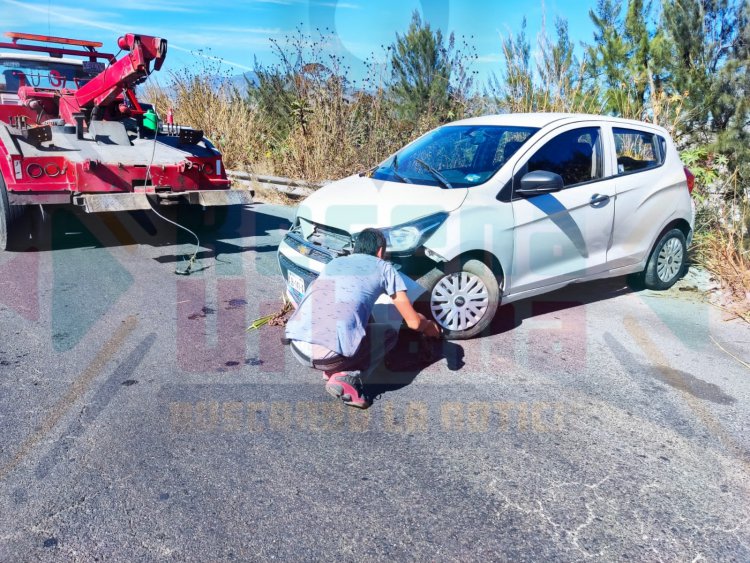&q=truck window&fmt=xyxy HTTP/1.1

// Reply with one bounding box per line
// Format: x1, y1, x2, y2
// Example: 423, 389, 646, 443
0, 59, 90, 93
